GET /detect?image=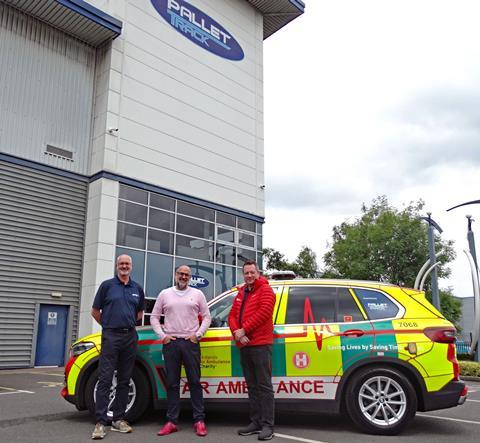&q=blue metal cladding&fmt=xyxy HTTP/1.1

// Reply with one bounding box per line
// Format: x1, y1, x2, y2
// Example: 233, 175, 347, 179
150, 0, 244, 61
